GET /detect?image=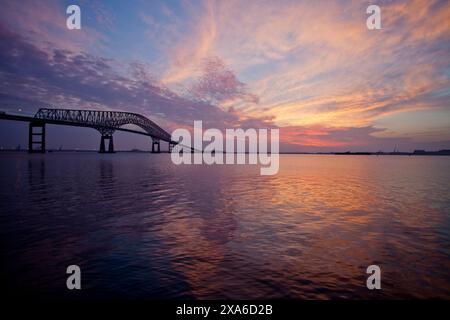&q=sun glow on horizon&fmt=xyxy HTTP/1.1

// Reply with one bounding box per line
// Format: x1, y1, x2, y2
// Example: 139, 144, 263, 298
0, 0, 449, 151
